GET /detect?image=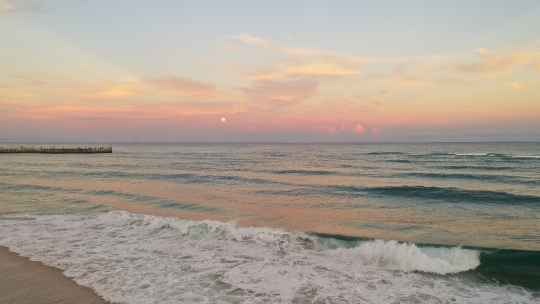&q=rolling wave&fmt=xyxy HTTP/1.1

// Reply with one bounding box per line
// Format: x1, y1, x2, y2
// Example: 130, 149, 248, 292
329, 240, 479, 274
102, 211, 481, 274
435, 165, 514, 171
0, 211, 537, 303
0, 211, 482, 276
331, 185, 540, 206
365, 152, 407, 155
445, 152, 540, 160
402, 172, 538, 185
273, 169, 335, 175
